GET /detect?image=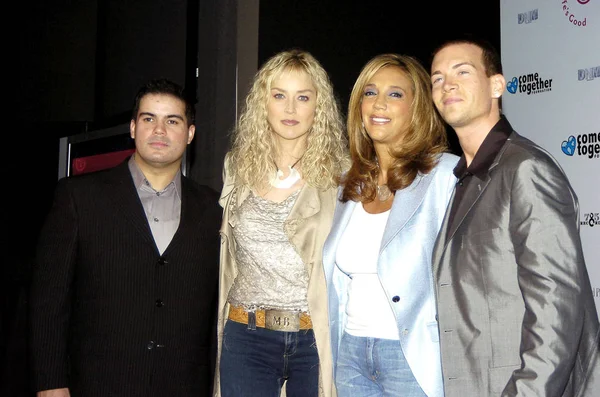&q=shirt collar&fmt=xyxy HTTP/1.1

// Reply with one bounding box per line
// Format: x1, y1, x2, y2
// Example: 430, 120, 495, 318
127, 155, 182, 197
453, 115, 513, 179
